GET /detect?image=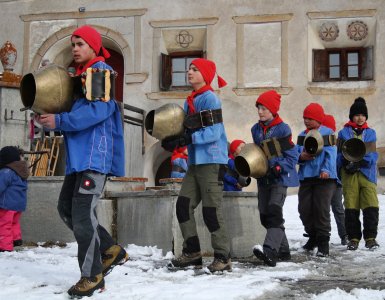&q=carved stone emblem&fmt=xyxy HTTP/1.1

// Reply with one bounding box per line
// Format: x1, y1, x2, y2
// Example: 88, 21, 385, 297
347, 20, 368, 41
319, 22, 339, 41
175, 30, 193, 48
